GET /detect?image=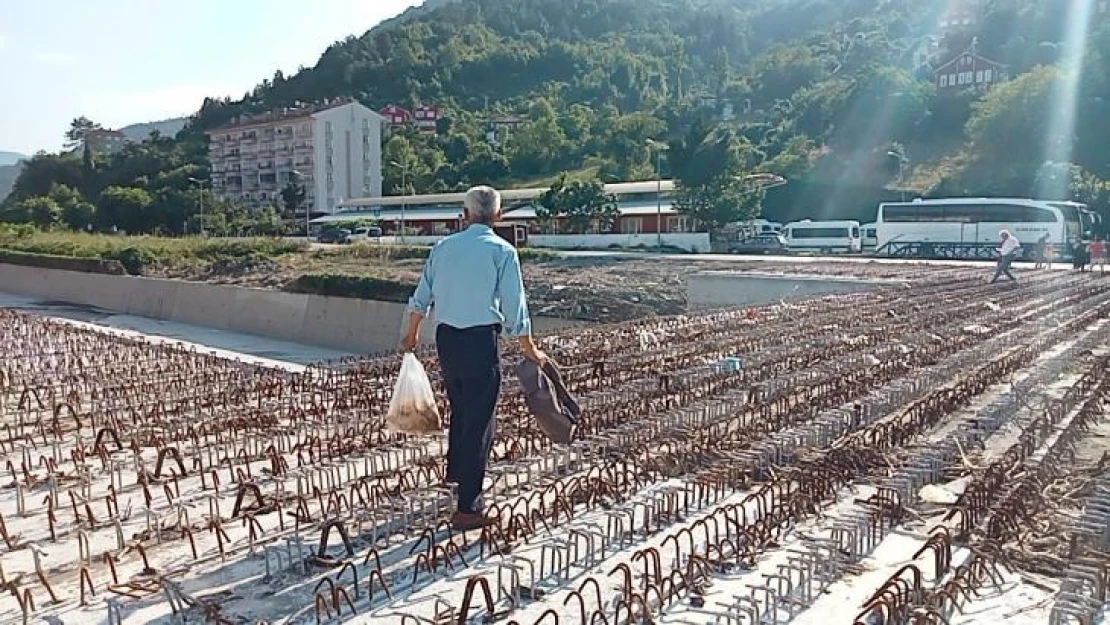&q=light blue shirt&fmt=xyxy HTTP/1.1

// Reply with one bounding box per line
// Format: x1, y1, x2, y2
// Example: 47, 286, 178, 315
407, 224, 533, 337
